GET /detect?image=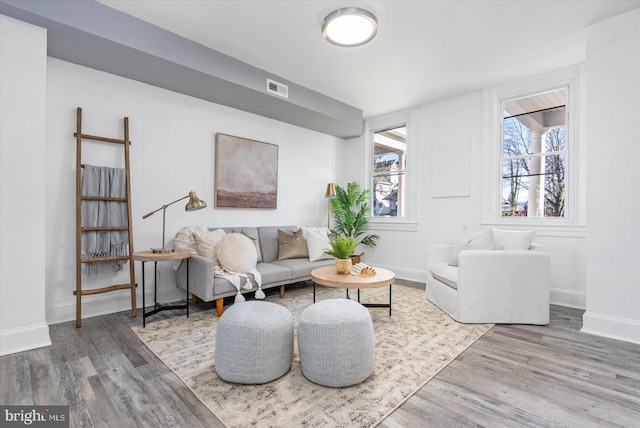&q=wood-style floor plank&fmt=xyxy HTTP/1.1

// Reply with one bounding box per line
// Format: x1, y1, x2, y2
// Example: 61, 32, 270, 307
2, 281, 639, 428
380, 301, 640, 428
